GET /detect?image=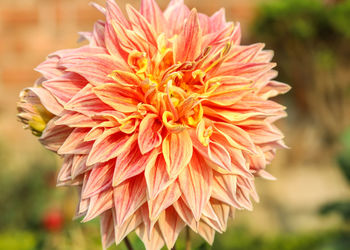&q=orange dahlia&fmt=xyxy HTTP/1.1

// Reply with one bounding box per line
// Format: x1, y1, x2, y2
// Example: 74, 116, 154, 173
17, 0, 290, 249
